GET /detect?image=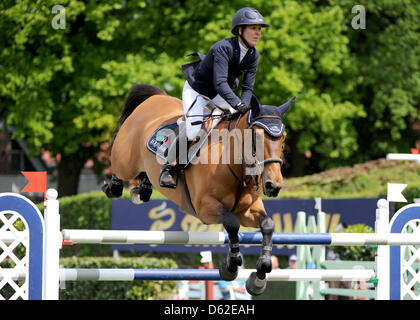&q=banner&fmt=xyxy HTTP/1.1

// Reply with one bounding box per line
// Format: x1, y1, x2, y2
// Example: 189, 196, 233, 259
111, 198, 379, 255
